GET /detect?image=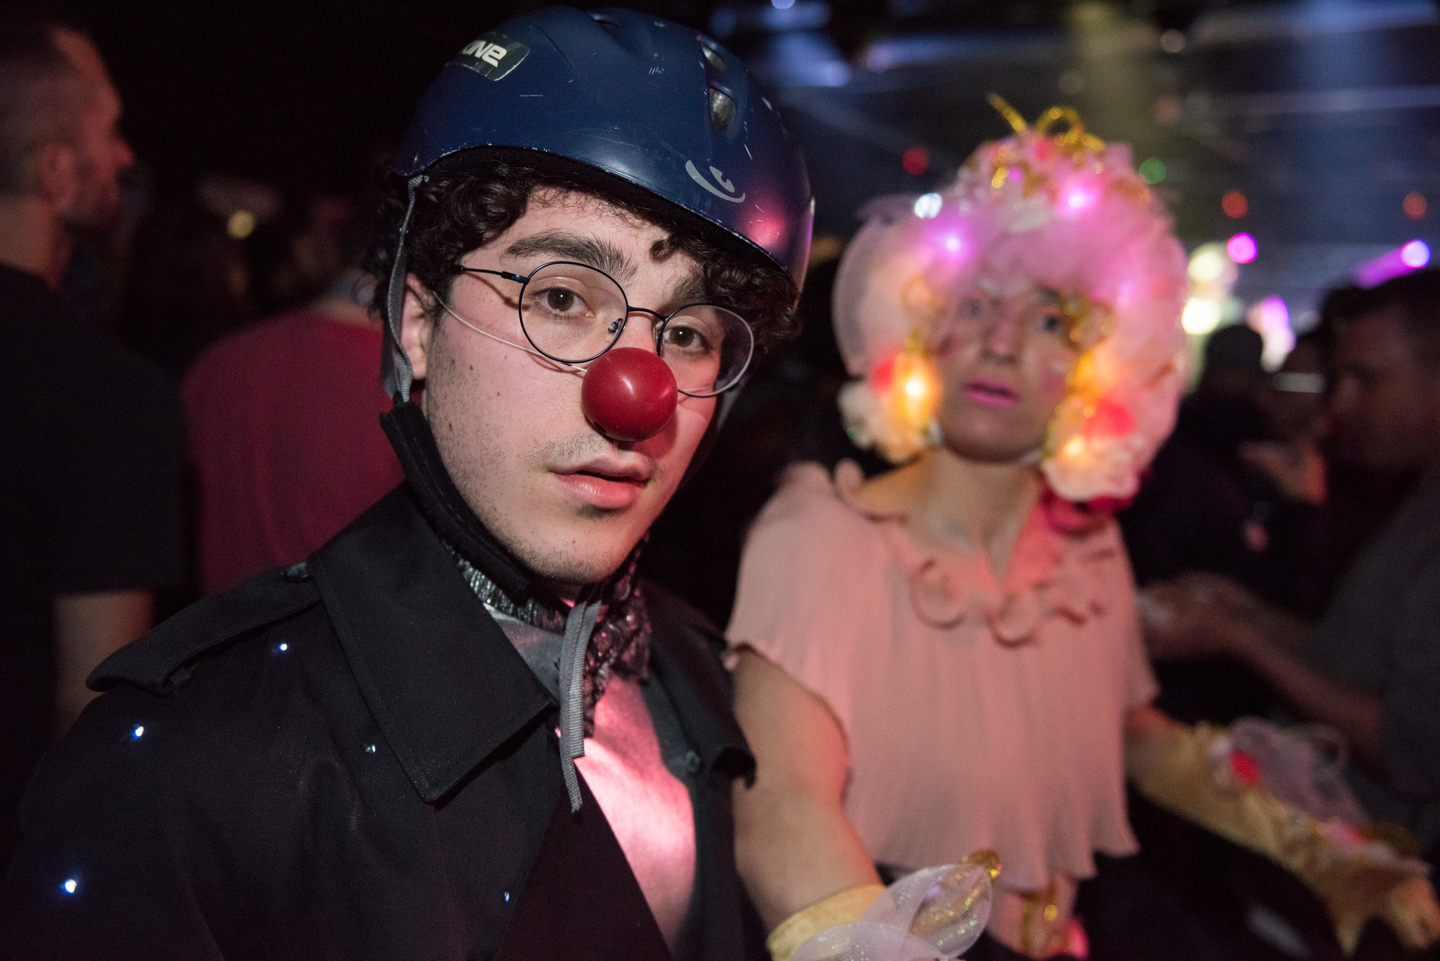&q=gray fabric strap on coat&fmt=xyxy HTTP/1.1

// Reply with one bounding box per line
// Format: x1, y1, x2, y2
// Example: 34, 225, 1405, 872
381, 174, 428, 403
559, 592, 603, 812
